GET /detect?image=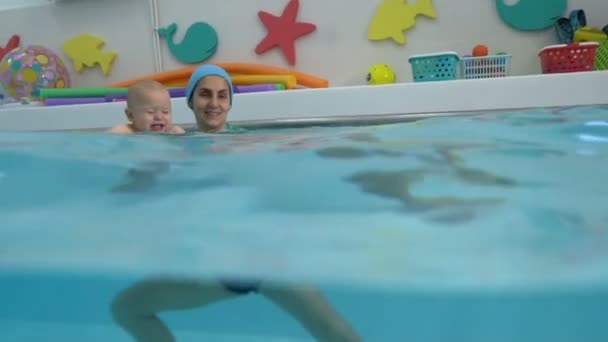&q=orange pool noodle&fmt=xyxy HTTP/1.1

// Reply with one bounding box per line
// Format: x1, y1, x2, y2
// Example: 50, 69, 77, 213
109, 62, 328, 89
